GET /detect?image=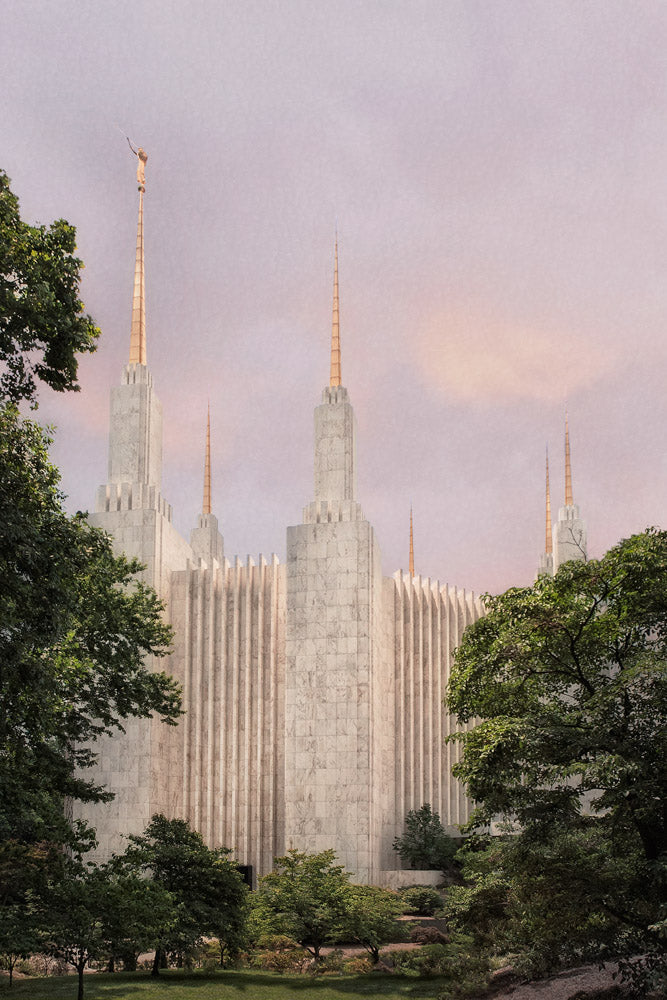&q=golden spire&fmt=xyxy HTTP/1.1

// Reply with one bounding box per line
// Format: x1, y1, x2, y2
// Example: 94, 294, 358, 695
545, 448, 552, 554
409, 506, 415, 576
564, 413, 573, 506
129, 148, 148, 365
330, 236, 342, 387
202, 404, 212, 516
